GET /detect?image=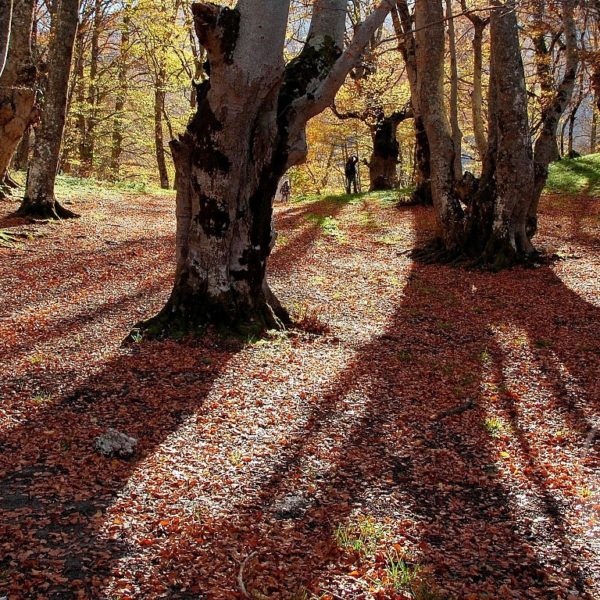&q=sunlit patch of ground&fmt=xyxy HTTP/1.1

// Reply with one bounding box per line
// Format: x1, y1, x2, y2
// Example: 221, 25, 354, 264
0, 186, 598, 599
